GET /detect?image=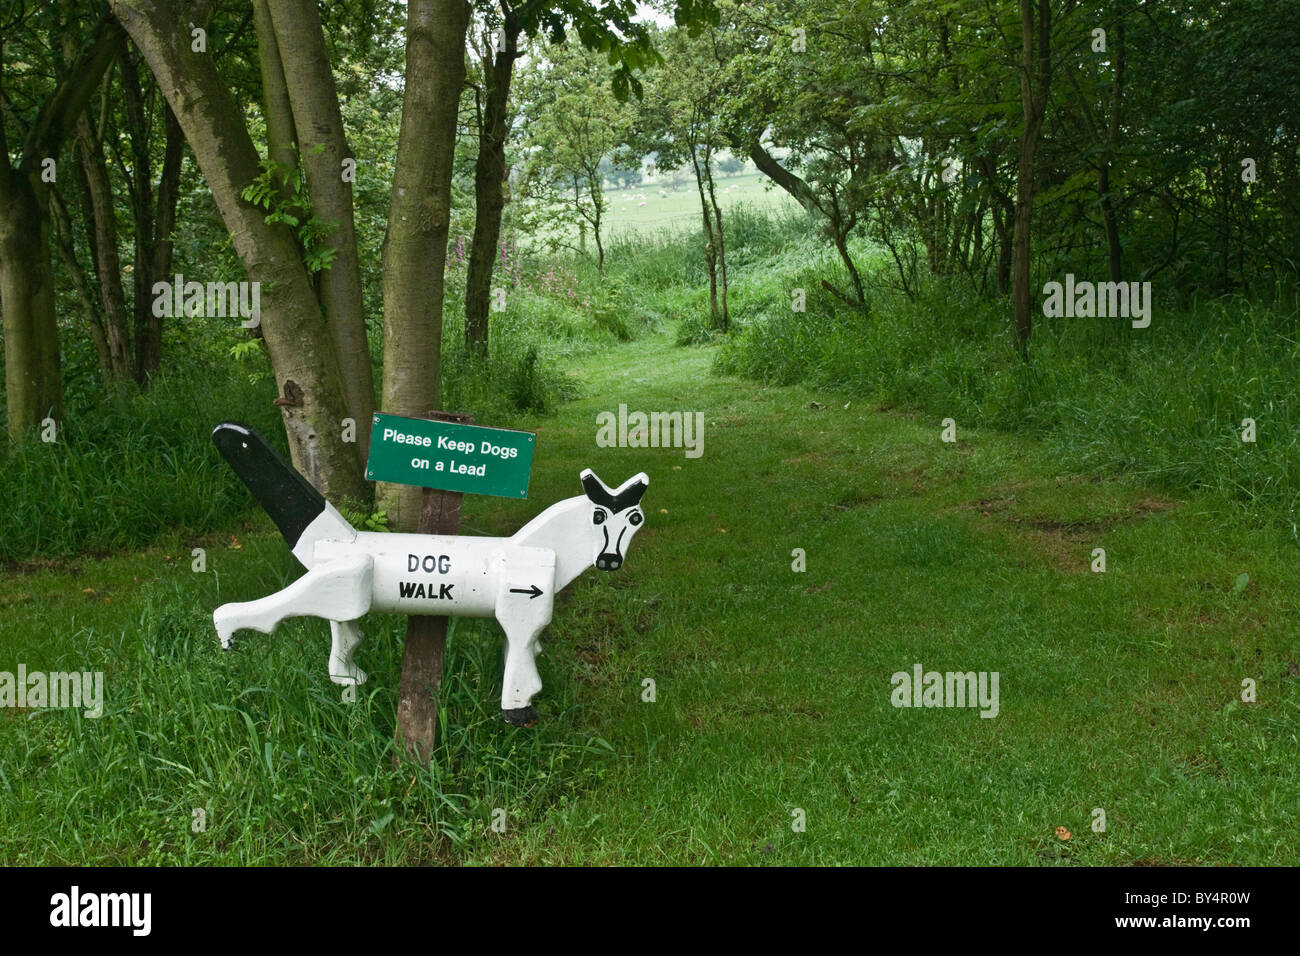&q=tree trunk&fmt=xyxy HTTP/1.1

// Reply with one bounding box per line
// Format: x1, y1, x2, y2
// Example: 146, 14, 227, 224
588, 166, 605, 273
76, 112, 133, 378
118, 51, 183, 385
826, 189, 865, 309
0, 13, 123, 438
252, 0, 299, 192
0, 176, 63, 436
1098, 164, 1121, 284
691, 143, 720, 325
751, 138, 863, 311
395, 409, 470, 764
49, 188, 115, 374
140, 105, 184, 383
377, 0, 471, 530
996, 210, 1012, 295
749, 139, 819, 214
267, 0, 376, 457
829, 217, 866, 308
1099, 20, 1125, 284
110, 0, 366, 503
703, 151, 729, 331
1011, 0, 1052, 358
978, 155, 1014, 295
465, 15, 520, 358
